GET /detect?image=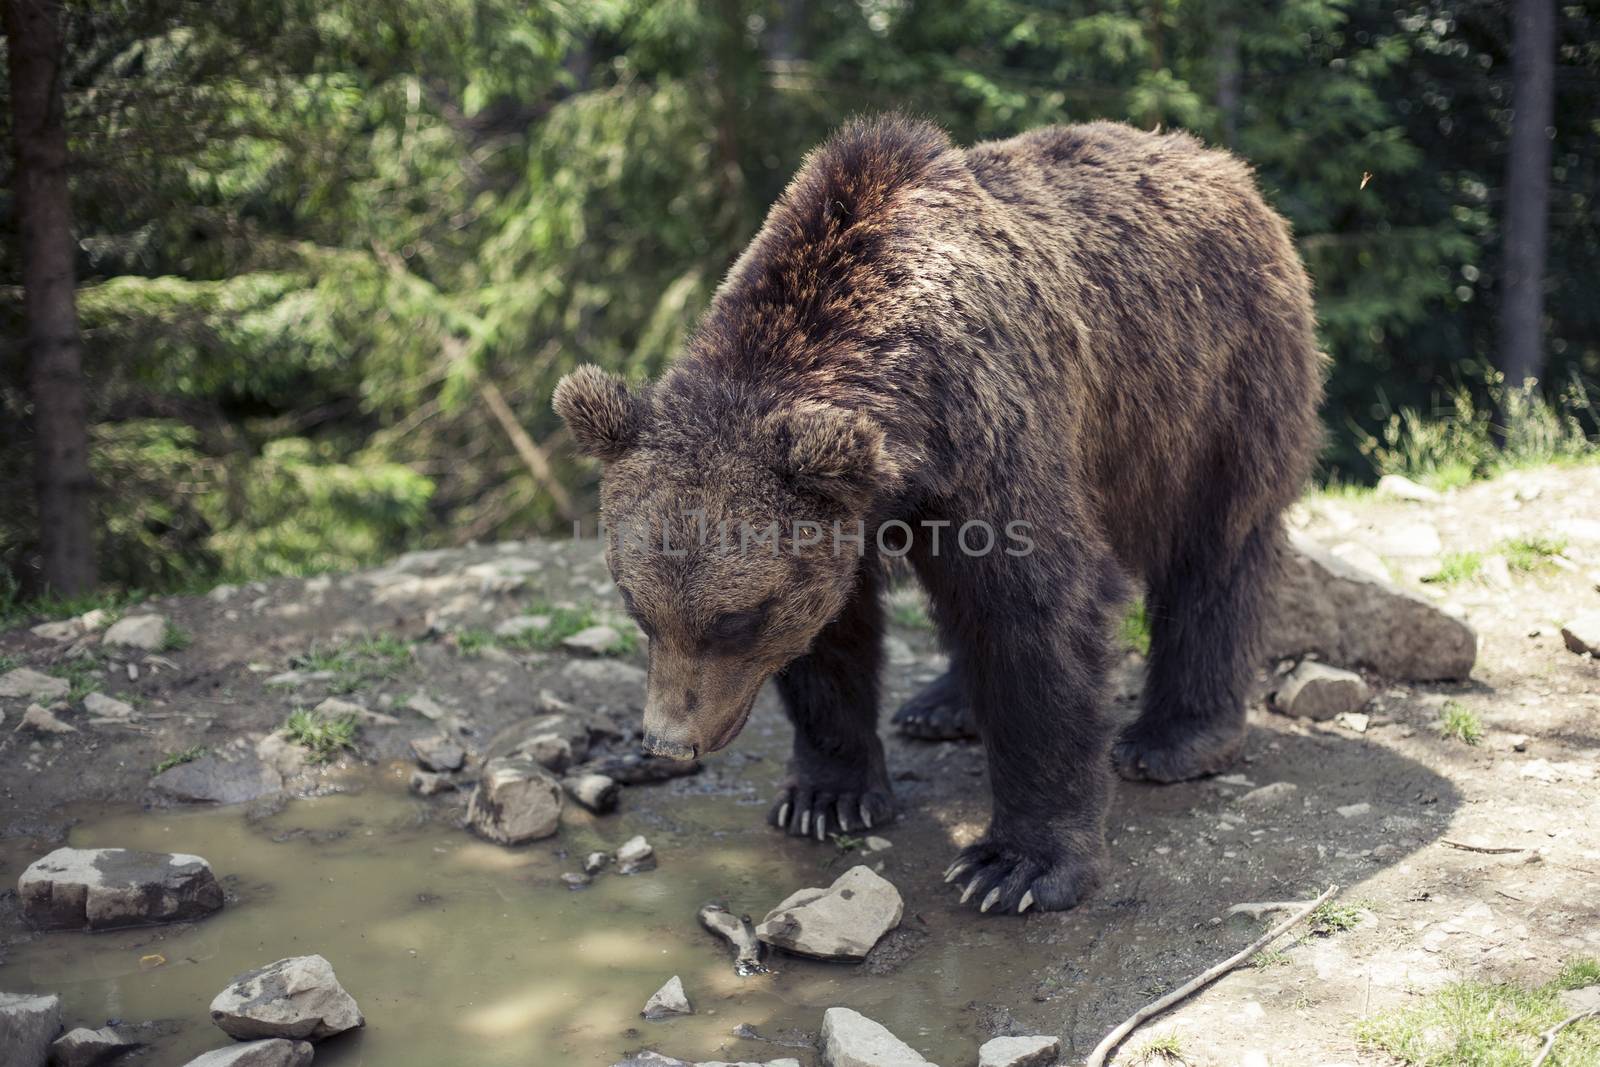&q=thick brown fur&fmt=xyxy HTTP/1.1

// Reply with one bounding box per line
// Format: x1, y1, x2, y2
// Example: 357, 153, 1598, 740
553, 114, 1323, 915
